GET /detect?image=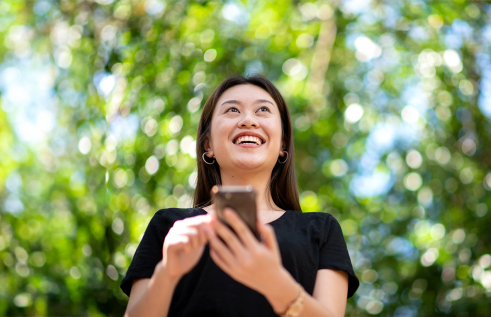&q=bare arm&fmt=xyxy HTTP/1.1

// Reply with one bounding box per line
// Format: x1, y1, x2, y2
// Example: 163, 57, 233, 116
205, 209, 349, 317
265, 268, 348, 317
124, 262, 180, 317
124, 215, 212, 317
312, 269, 349, 316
